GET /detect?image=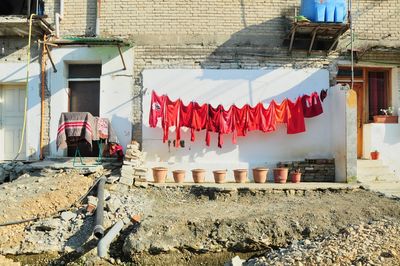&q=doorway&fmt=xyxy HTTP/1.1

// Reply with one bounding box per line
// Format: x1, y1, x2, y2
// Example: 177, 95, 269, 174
67, 64, 101, 157
0, 84, 26, 160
